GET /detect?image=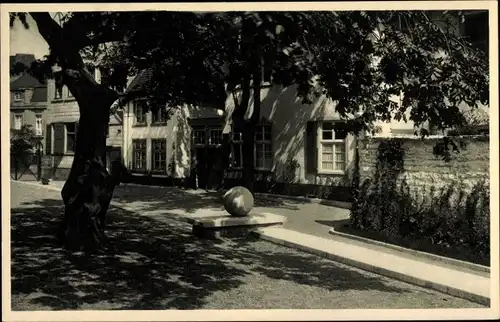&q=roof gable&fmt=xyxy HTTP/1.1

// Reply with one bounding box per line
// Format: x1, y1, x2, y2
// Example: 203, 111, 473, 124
10, 53, 36, 70
125, 69, 152, 94
31, 87, 48, 103
10, 73, 44, 90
